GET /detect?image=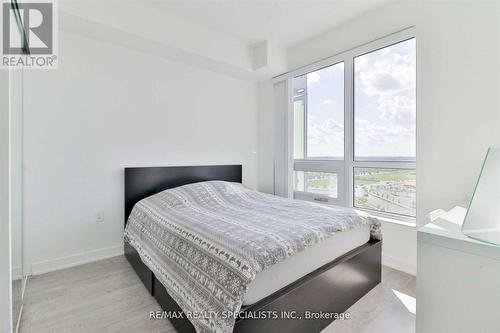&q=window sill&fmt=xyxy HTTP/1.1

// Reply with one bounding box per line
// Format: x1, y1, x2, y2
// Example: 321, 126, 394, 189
293, 193, 416, 227
356, 209, 416, 228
